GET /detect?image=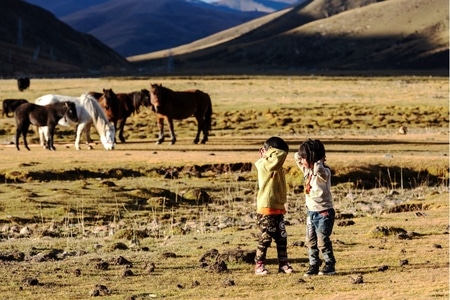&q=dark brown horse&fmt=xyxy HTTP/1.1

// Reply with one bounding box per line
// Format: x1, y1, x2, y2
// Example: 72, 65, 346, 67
96, 88, 150, 143
149, 83, 212, 145
2, 99, 28, 117
14, 101, 78, 151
